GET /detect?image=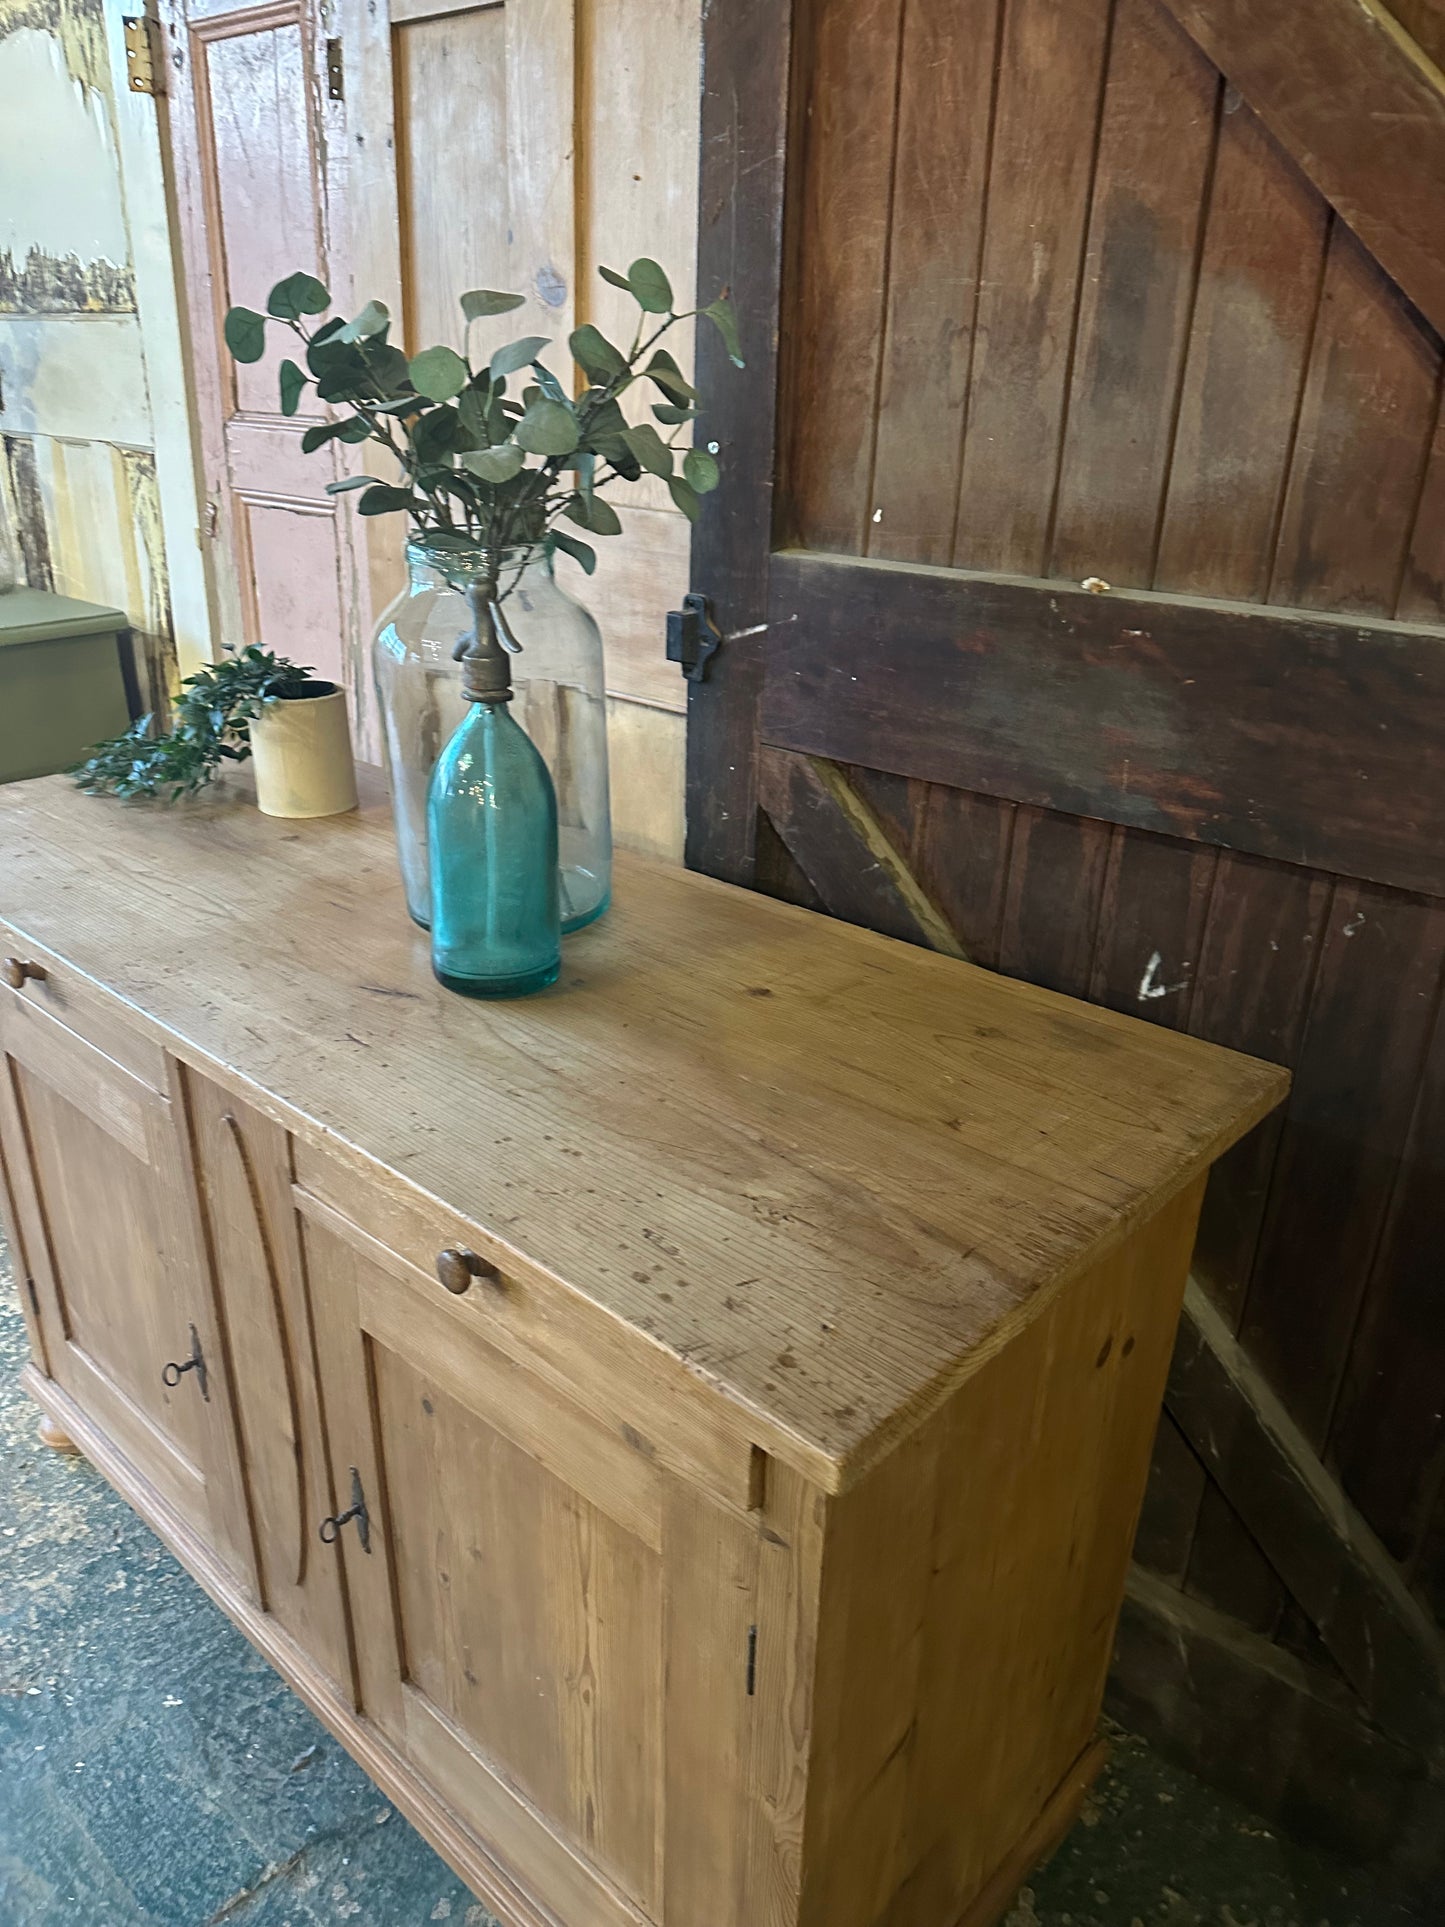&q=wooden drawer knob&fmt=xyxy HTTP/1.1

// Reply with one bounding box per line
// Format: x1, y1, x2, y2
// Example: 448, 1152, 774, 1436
436, 1246, 497, 1295
3, 957, 46, 990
